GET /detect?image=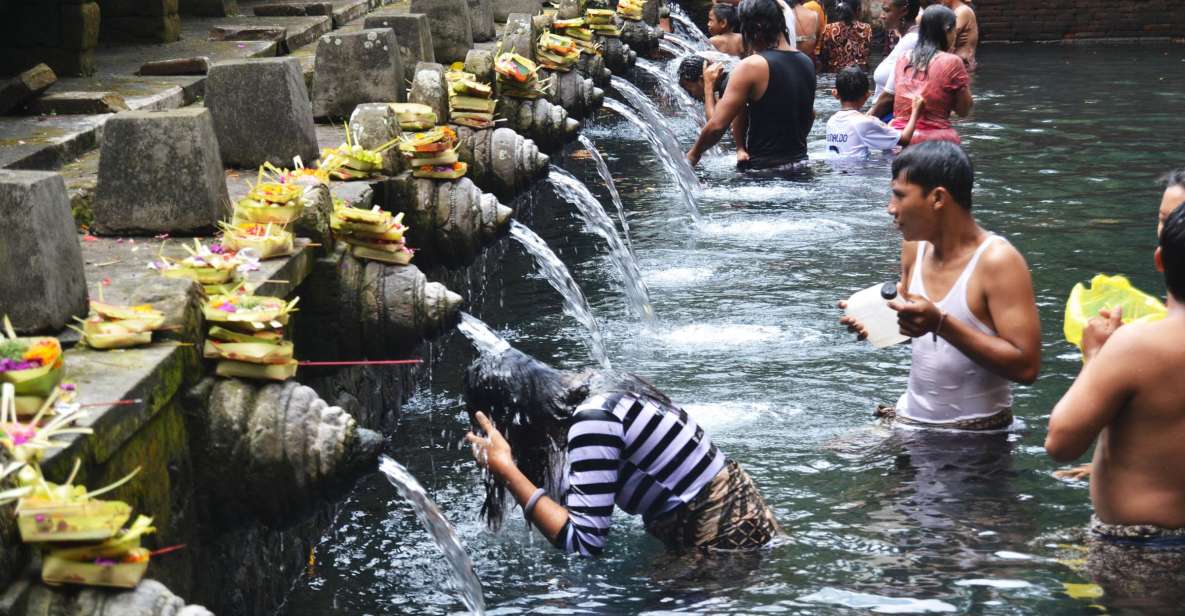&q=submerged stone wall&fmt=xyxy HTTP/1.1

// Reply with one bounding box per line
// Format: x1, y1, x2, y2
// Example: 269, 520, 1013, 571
977, 0, 1185, 42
